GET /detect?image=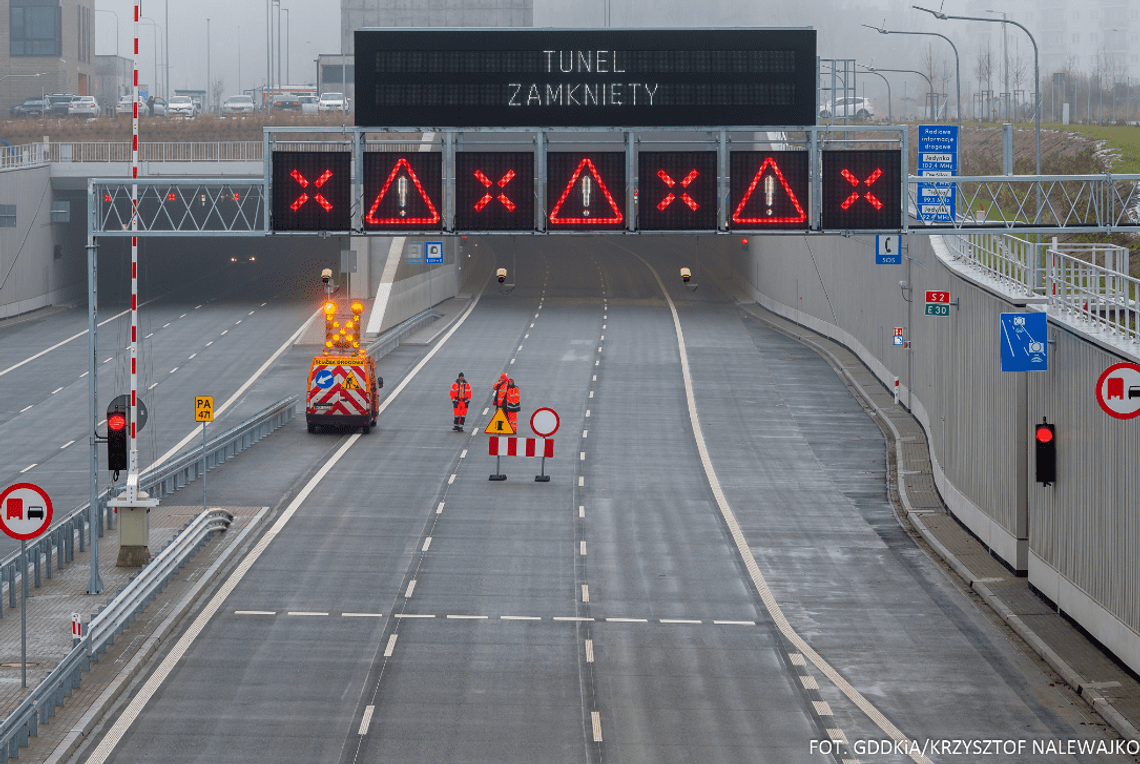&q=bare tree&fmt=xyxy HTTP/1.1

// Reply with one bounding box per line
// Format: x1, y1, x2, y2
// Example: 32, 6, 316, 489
975, 41, 995, 121
210, 77, 226, 115
1011, 42, 1029, 119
